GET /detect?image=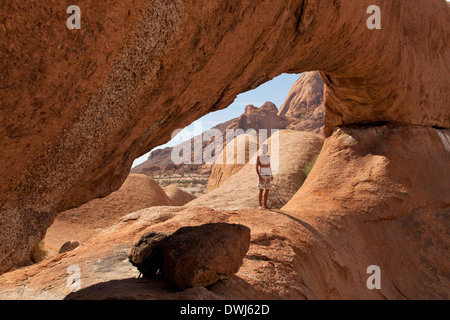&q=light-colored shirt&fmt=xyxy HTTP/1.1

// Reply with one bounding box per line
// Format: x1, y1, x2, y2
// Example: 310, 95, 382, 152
260, 166, 272, 175
259, 154, 272, 175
